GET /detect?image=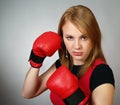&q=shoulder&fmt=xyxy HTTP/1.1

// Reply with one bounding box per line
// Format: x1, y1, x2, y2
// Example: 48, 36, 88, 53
91, 83, 115, 105
90, 64, 115, 92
